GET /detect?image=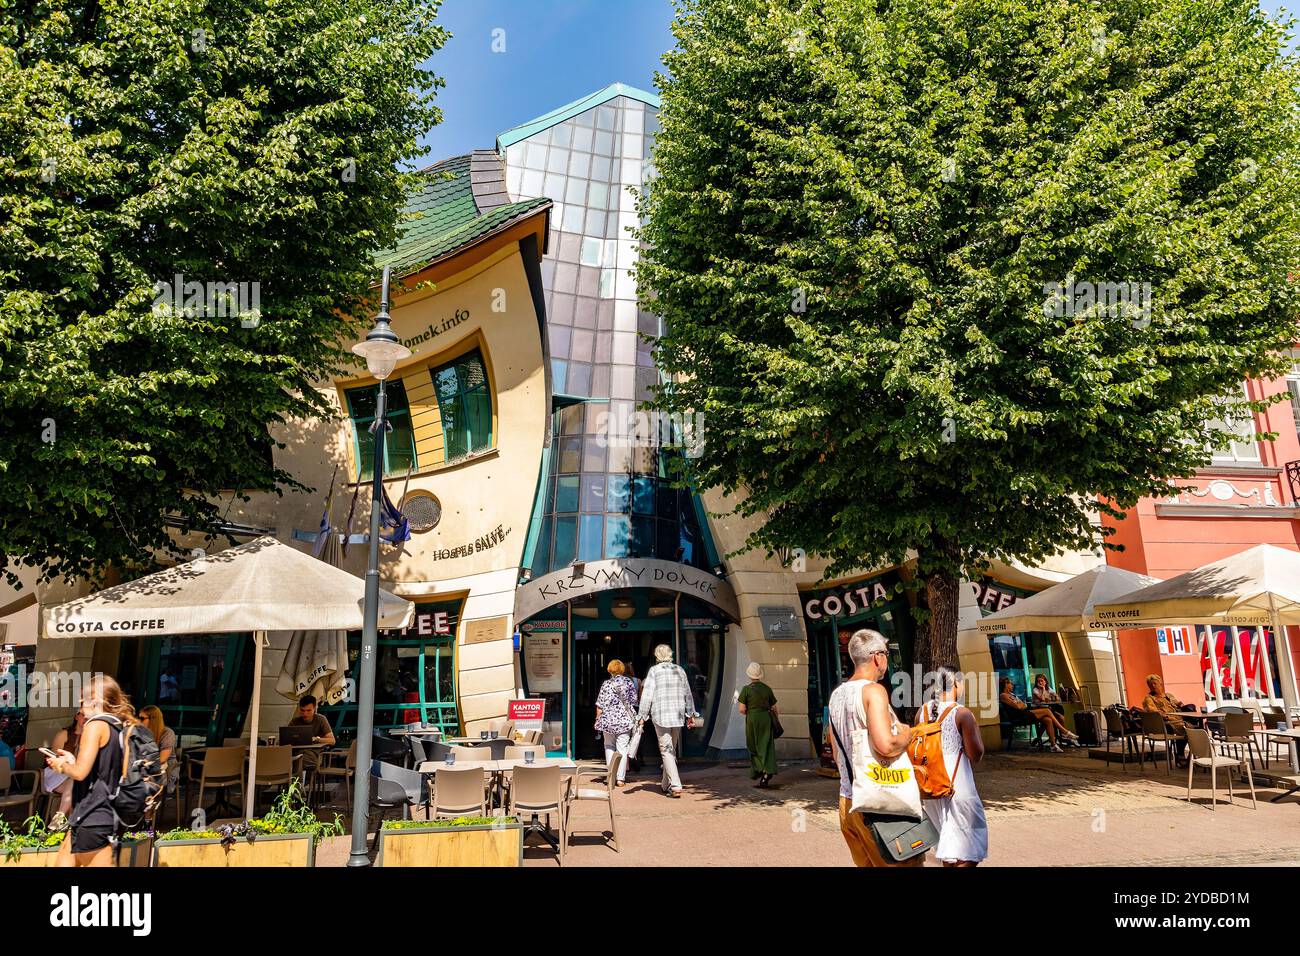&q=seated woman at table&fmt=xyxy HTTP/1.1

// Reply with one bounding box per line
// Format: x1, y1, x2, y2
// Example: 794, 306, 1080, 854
138, 705, 180, 796
1000, 678, 1079, 752
1031, 674, 1067, 721
1141, 675, 1189, 767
